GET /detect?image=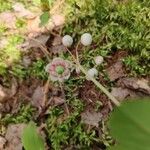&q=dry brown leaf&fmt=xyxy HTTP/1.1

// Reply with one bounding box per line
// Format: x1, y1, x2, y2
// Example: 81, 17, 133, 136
0, 38, 8, 49
0, 11, 16, 29
22, 56, 32, 68
12, 3, 35, 19
52, 36, 62, 46
5, 124, 26, 150
0, 136, 6, 149
0, 78, 17, 103
118, 78, 150, 95
111, 87, 131, 101
106, 61, 125, 81
81, 111, 102, 127
21, 34, 49, 51
27, 16, 46, 37
52, 96, 65, 106
51, 45, 66, 54
0, 85, 7, 103
51, 14, 65, 26
32, 86, 45, 109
